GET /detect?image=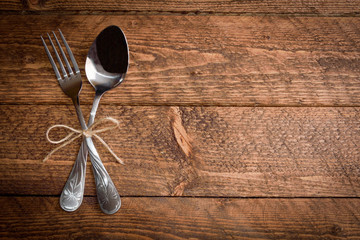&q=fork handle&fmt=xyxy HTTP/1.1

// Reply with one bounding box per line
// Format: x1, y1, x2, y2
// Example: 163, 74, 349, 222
60, 96, 88, 212
60, 141, 87, 212
86, 137, 121, 214
59, 98, 88, 212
